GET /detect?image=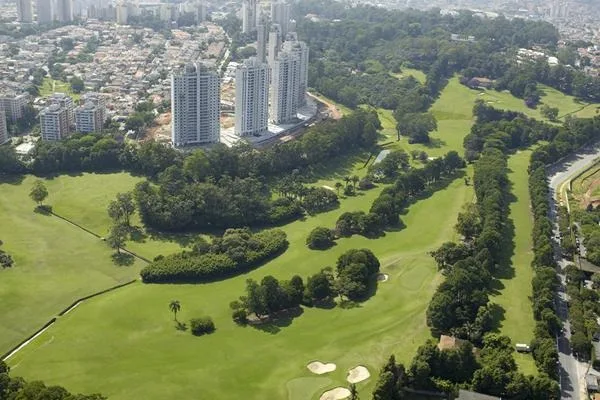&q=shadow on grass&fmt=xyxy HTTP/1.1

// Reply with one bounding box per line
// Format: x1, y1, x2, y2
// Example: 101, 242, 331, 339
112, 252, 135, 266
489, 303, 507, 333
33, 205, 53, 215
250, 307, 304, 334
175, 321, 188, 331
0, 173, 26, 185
